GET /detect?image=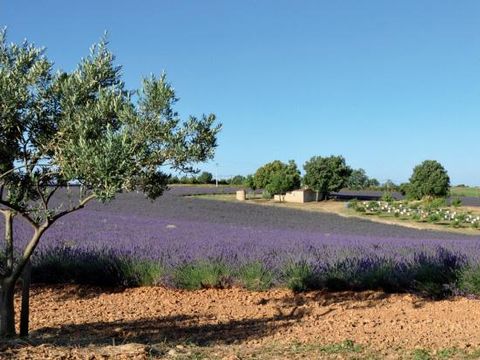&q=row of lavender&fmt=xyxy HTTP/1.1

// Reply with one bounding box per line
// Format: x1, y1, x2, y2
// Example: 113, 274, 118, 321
2, 206, 479, 297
